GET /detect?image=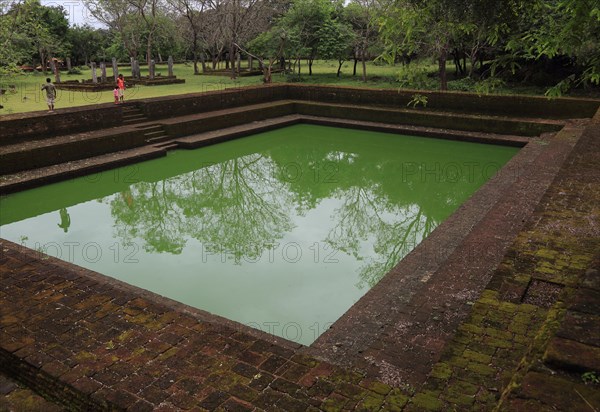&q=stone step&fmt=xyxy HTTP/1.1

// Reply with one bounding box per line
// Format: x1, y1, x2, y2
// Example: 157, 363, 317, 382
0, 145, 166, 194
